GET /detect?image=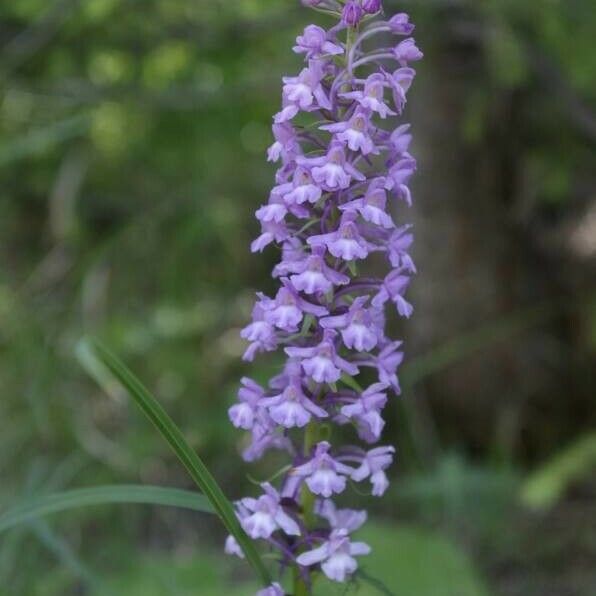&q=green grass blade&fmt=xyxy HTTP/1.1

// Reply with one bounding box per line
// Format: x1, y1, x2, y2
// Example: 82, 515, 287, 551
0, 484, 213, 533
521, 431, 596, 510
77, 338, 271, 587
